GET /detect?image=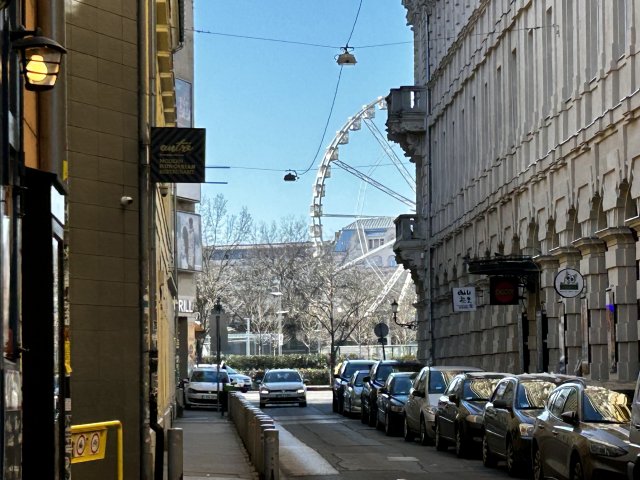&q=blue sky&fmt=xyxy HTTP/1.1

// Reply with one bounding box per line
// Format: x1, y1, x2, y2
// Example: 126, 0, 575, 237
193, 1, 415, 239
